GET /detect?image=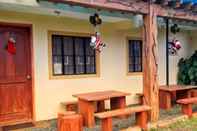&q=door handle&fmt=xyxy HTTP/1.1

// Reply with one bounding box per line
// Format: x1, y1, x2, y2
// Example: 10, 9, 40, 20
26, 75, 31, 80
